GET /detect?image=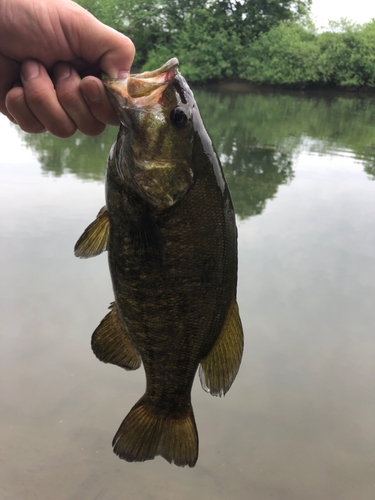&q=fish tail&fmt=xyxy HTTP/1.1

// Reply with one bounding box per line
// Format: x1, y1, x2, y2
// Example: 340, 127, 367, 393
112, 395, 198, 467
